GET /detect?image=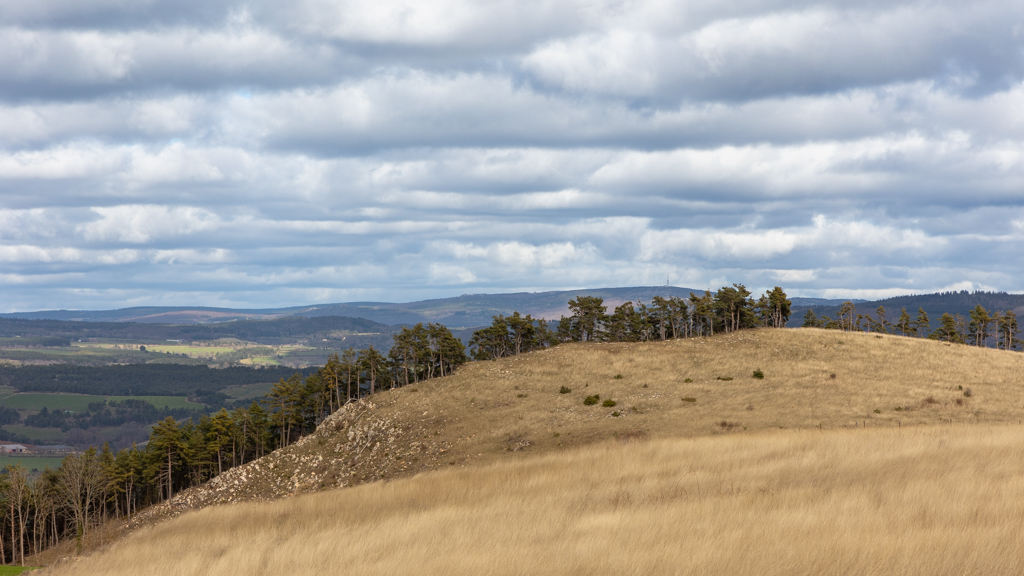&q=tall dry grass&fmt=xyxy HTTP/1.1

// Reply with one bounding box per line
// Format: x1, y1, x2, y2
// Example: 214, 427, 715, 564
45, 424, 1024, 575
